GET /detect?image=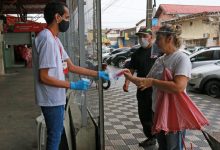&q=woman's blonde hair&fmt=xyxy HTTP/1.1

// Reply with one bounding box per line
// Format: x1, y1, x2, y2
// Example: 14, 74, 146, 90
157, 24, 182, 49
